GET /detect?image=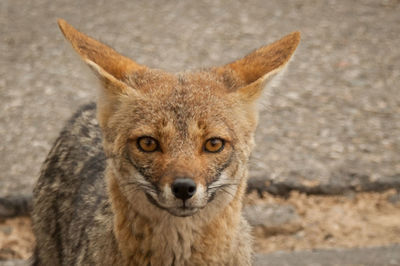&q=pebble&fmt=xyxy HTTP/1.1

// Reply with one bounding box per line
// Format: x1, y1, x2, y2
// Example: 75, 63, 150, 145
243, 203, 302, 235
